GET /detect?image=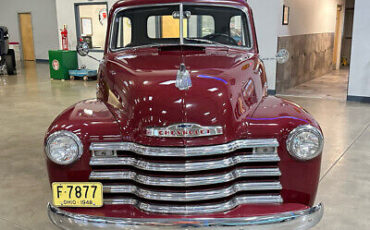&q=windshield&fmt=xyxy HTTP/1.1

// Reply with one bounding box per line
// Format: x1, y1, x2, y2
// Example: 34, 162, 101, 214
111, 4, 252, 50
